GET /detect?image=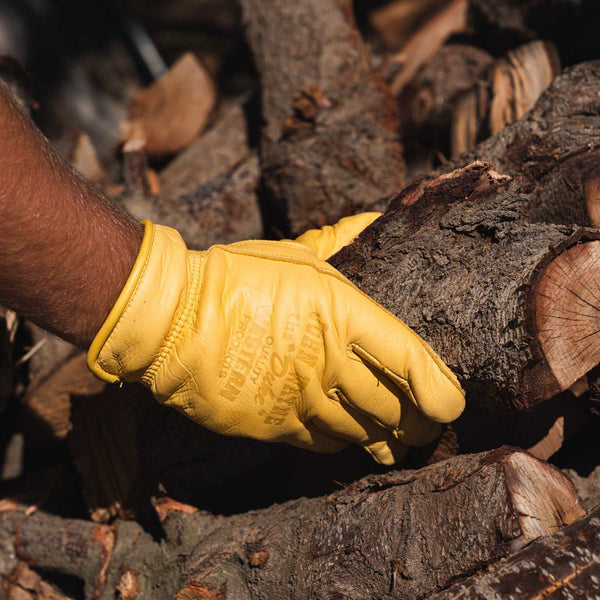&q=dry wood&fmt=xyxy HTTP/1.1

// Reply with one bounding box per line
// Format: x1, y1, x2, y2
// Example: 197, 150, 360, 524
368, 0, 450, 49
331, 63, 600, 412
57, 129, 107, 184
121, 52, 216, 158
428, 506, 600, 599
451, 41, 559, 156
383, 0, 468, 96
120, 103, 263, 250
241, 0, 404, 235
0, 449, 584, 599
20, 353, 104, 447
